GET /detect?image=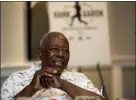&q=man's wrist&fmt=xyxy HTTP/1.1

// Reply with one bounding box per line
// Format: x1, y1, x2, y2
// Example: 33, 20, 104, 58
59, 79, 66, 90
14, 84, 39, 98
25, 84, 39, 97
28, 84, 39, 93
